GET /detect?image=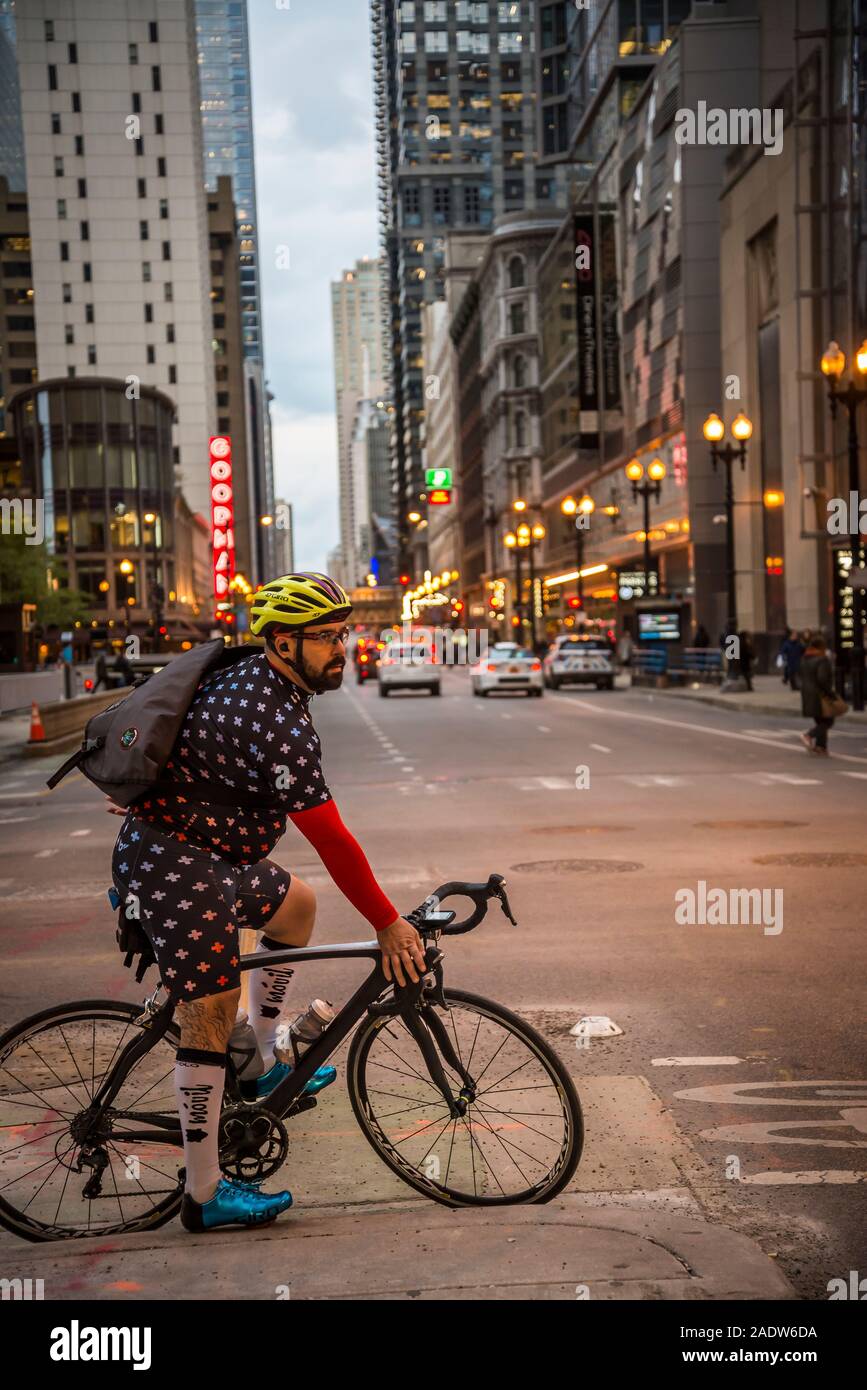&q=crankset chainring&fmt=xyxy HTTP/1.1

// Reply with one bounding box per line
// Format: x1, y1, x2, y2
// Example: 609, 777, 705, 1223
218, 1103, 288, 1183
